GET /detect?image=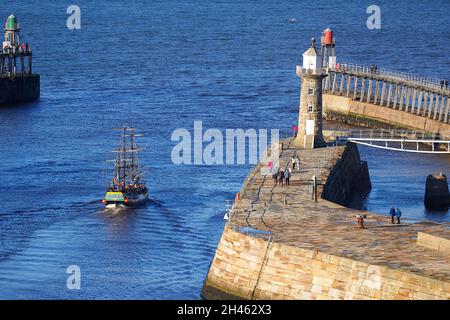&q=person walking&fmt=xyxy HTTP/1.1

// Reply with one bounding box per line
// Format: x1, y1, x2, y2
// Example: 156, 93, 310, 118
396, 208, 402, 224
278, 169, 285, 186
291, 155, 296, 170
272, 167, 279, 186
284, 168, 290, 186
389, 206, 396, 224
